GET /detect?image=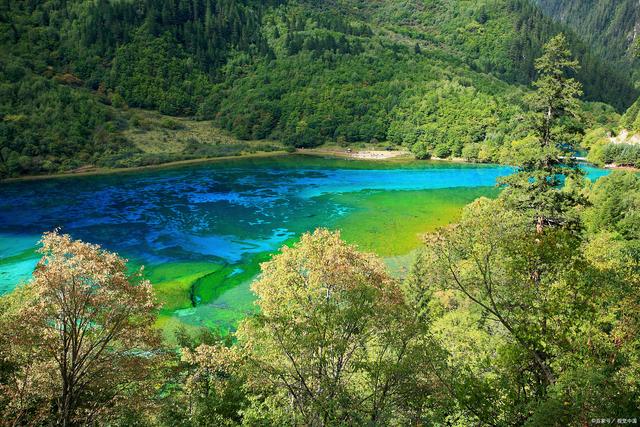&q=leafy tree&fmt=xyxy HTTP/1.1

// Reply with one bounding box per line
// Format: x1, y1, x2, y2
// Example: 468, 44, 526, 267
177, 344, 247, 426
154, 326, 241, 427
408, 197, 640, 424
584, 171, 640, 240
0, 231, 162, 426
235, 229, 437, 425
